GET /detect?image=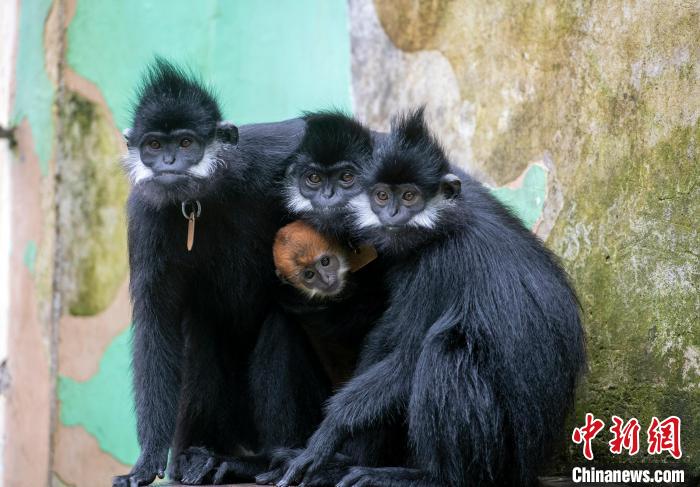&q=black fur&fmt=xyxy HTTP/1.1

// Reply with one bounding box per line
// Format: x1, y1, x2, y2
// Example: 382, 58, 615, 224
300, 111, 373, 167
284, 111, 373, 242
271, 110, 586, 487
130, 57, 221, 142
369, 107, 448, 195
113, 60, 327, 487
